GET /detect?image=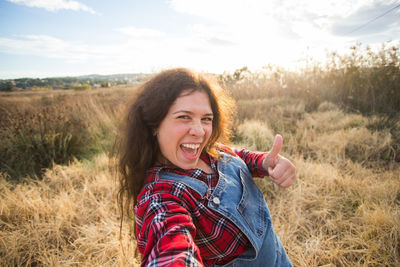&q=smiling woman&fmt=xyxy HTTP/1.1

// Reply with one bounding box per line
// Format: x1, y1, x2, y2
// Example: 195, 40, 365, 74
156, 90, 214, 171
117, 68, 296, 266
